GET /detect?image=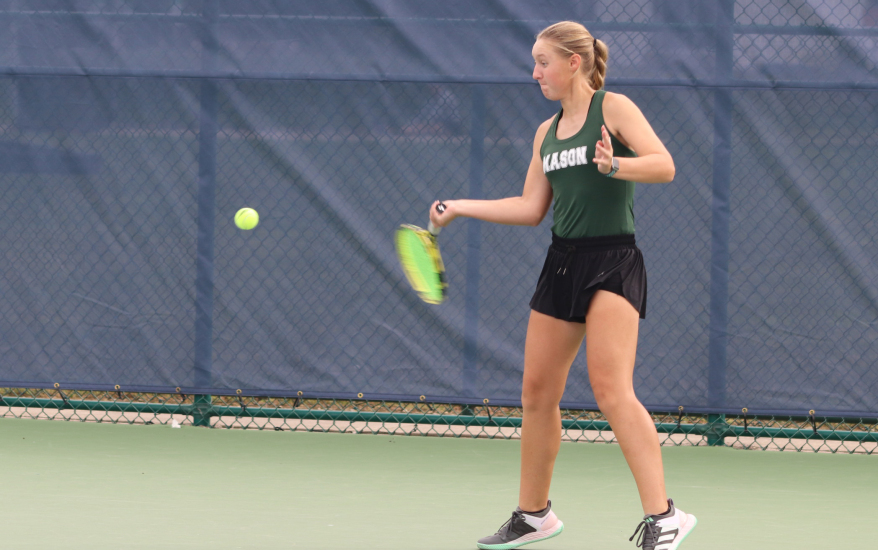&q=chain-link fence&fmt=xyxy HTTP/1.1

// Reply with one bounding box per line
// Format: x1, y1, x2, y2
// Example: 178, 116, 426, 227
3, 388, 876, 454
1, 1, 877, 451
